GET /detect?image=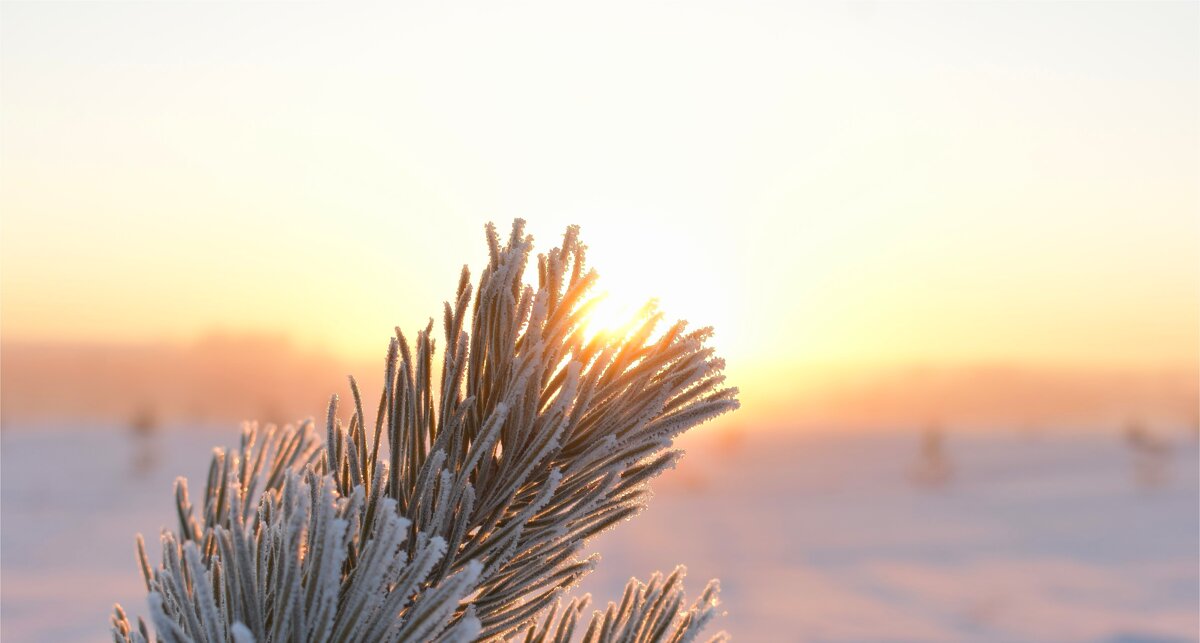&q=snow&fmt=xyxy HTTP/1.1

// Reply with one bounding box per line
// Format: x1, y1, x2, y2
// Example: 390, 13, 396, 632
2, 424, 1197, 642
